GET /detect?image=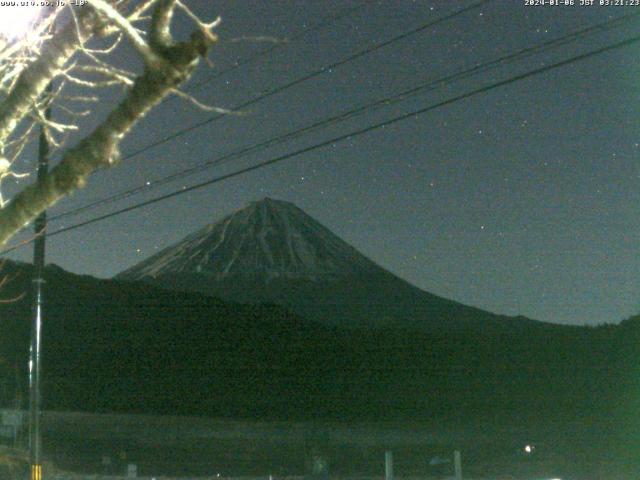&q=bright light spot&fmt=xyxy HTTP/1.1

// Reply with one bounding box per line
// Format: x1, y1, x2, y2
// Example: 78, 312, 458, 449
524, 444, 534, 453
0, 6, 41, 40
